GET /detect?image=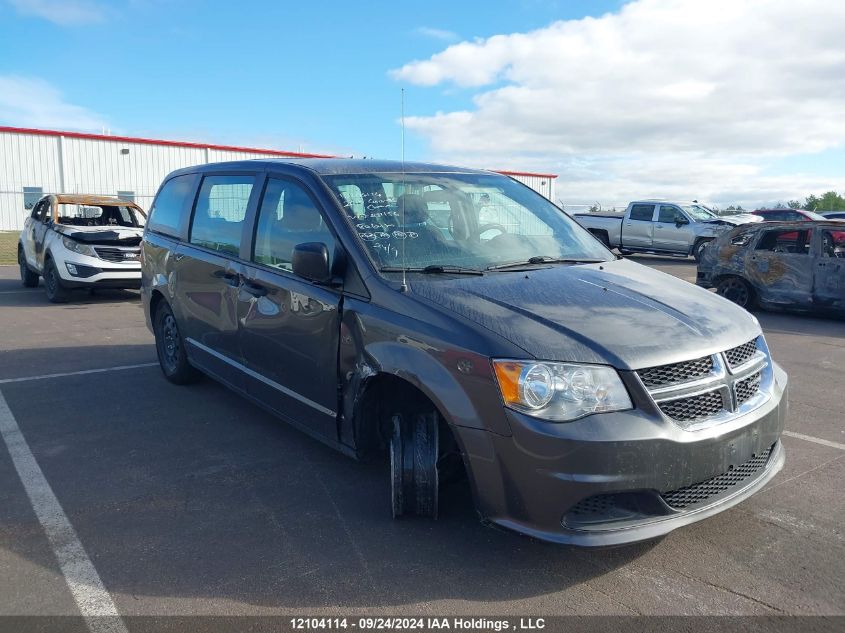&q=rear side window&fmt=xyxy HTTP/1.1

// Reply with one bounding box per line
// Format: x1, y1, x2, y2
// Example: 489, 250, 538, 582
148, 175, 195, 237
755, 229, 811, 255
190, 175, 255, 256
629, 204, 655, 221
253, 178, 336, 272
